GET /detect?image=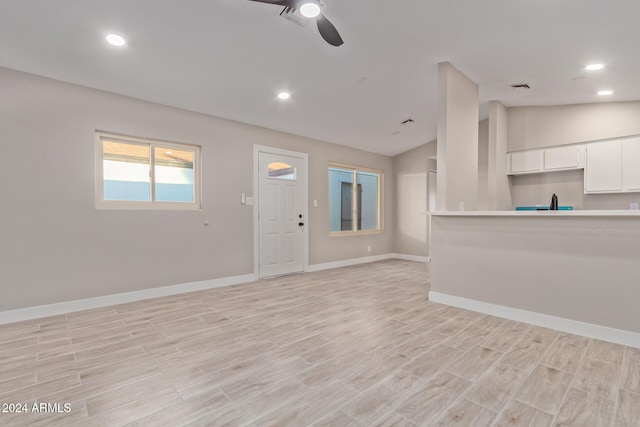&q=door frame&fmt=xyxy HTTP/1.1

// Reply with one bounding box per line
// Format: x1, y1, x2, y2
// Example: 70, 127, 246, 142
253, 145, 309, 279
